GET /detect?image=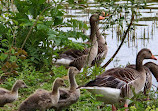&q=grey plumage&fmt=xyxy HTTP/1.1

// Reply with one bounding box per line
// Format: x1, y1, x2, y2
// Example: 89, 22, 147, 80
18, 78, 65, 111
81, 48, 157, 108
0, 80, 27, 107
52, 67, 80, 111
